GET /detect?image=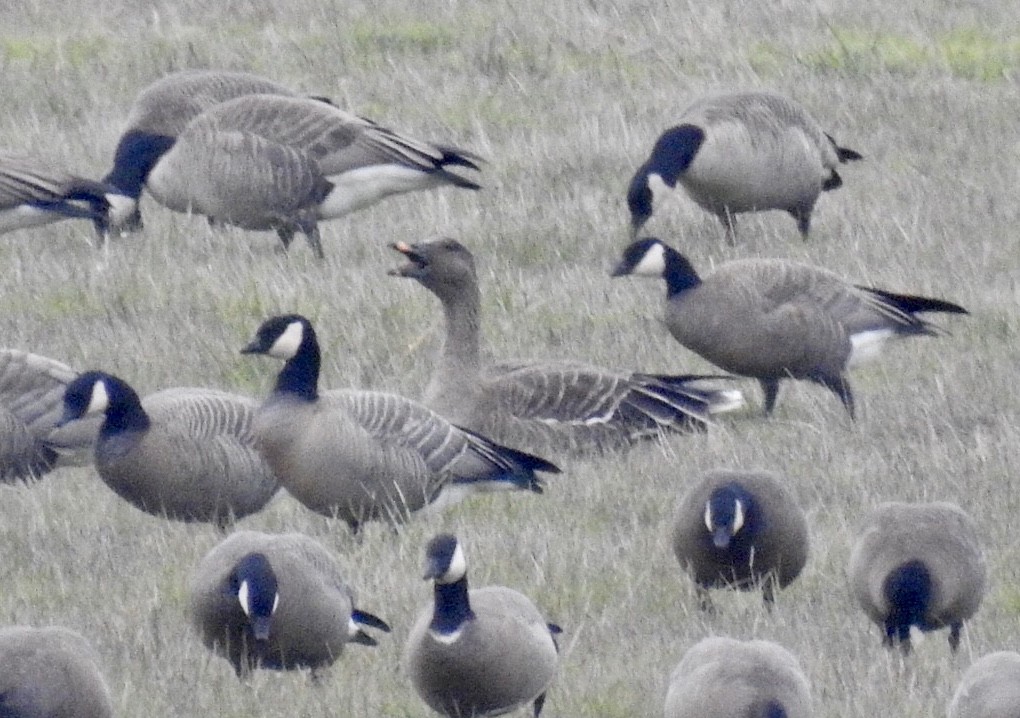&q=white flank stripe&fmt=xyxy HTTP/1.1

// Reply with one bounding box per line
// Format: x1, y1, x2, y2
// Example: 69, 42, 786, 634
848, 328, 896, 367
319, 165, 439, 218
